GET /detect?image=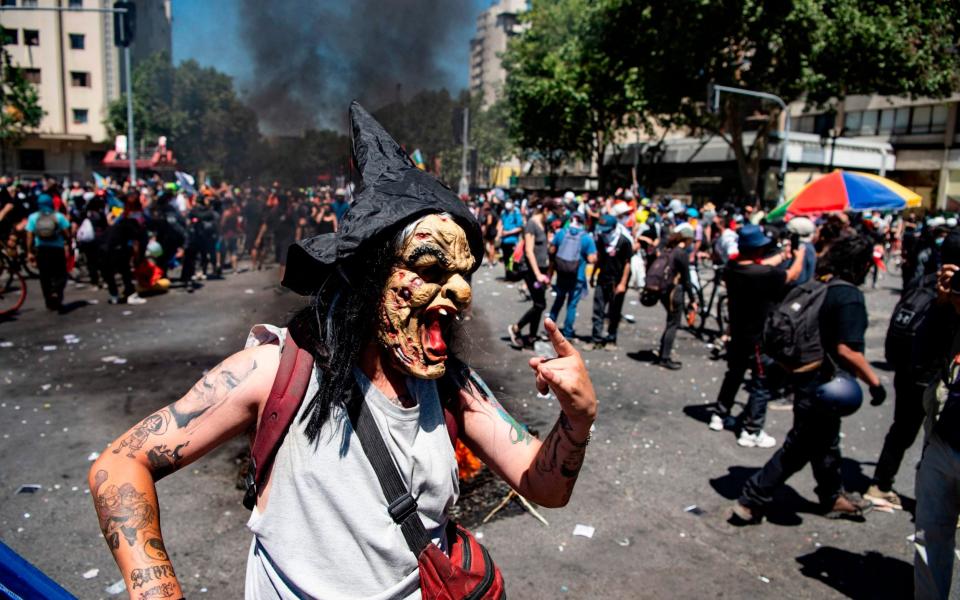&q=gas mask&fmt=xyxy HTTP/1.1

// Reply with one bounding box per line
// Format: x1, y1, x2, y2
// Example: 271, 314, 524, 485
378, 214, 475, 379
